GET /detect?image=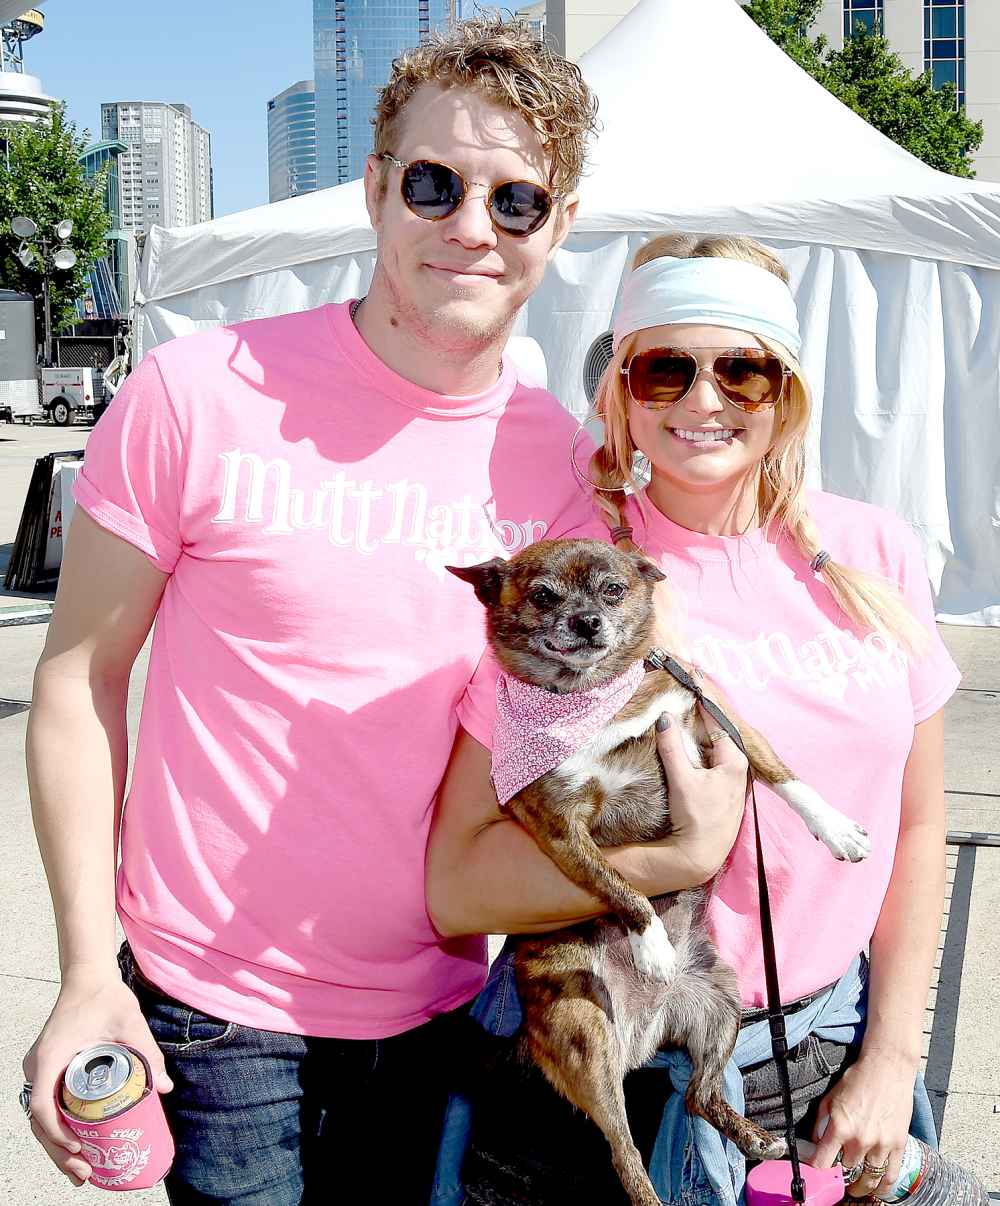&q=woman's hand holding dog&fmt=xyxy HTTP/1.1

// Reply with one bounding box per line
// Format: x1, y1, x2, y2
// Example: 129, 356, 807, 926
652, 702, 749, 886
